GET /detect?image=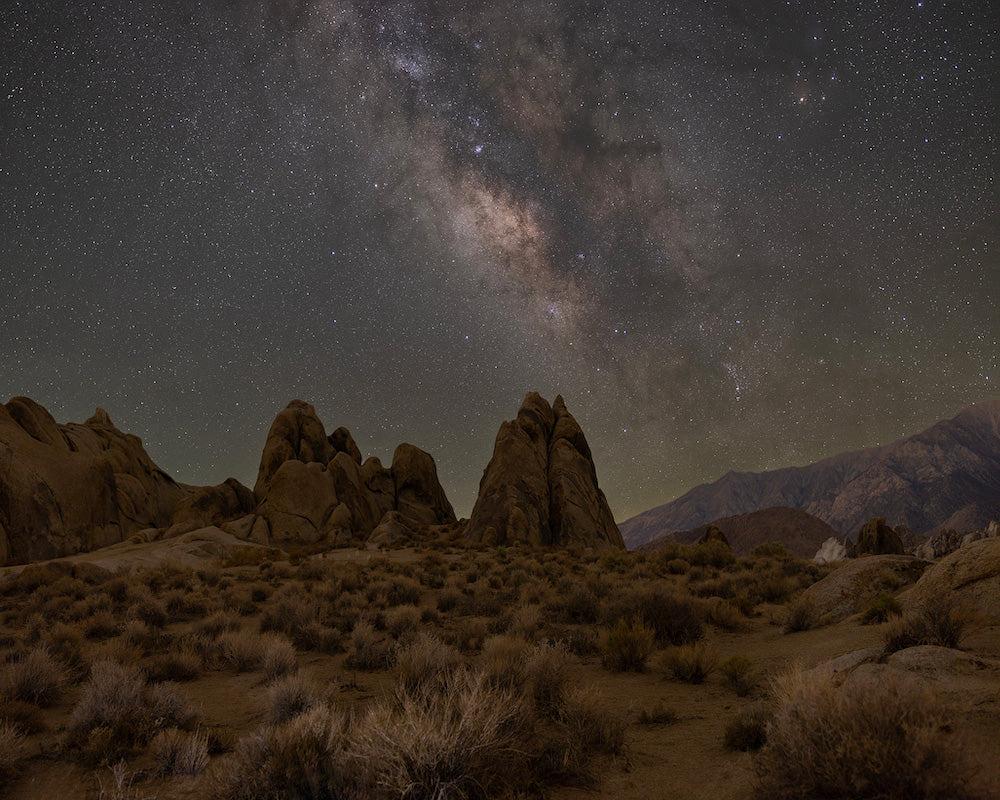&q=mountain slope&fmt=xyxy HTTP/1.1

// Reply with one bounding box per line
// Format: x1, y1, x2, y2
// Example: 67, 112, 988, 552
621, 399, 1000, 549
